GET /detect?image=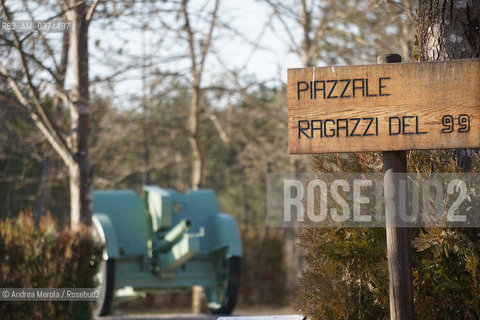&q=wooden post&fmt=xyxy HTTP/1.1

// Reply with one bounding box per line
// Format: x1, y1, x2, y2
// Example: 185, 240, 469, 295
378, 53, 414, 320
192, 285, 202, 314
